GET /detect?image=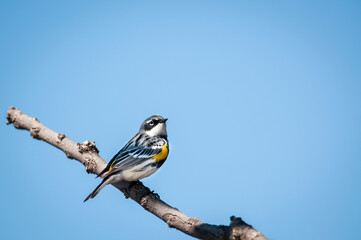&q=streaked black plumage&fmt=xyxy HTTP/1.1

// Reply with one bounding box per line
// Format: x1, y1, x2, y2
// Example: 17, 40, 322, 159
84, 115, 169, 202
